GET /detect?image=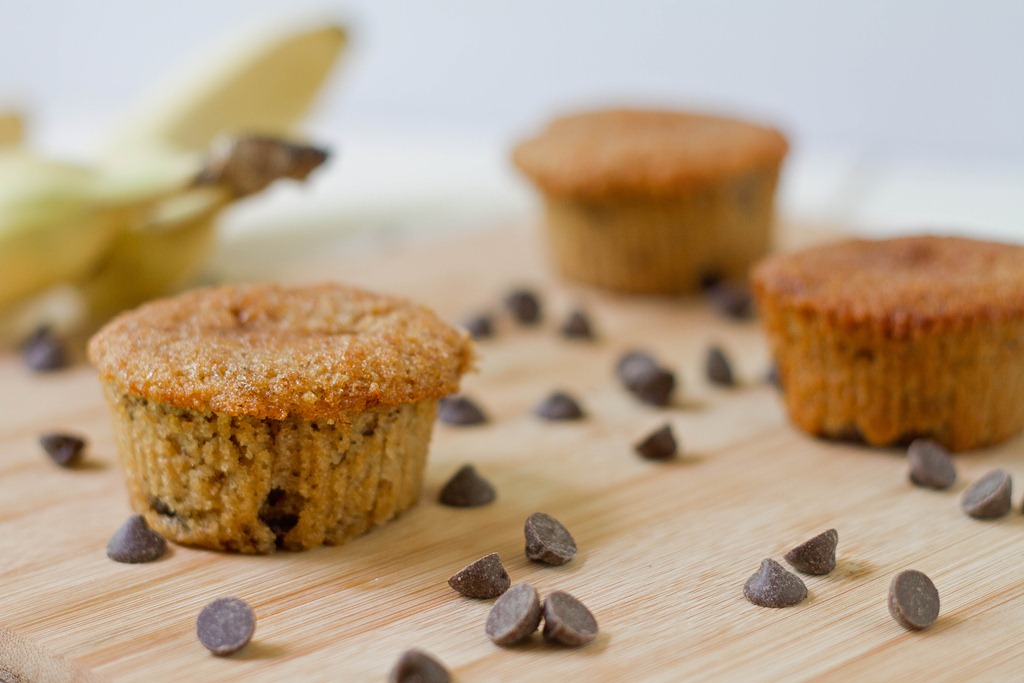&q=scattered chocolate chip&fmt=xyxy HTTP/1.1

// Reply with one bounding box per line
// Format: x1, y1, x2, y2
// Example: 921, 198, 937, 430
534, 391, 585, 421
486, 583, 542, 646
21, 326, 68, 372
706, 282, 754, 320
439, 464, 496, 507
616, 350, 675, 407
887, 570, 940, 631
39, 433, 86, 468
504, 288, 542, 325
196, 597, 256, 655
448, 552, 511, 599
634, 423, 677, 461
743, 558, 808, 608
705, 345, 736, 386
461, 313, 494, 340
106, 514, 167, 564
766, 363, 782, 390
784, 529, 838, 575
388, 649, 450, 683
437, 395, 488, 426
524, 512, 577, 565
542, 591, 599, 647
961, 469, 1012, 519
907, 439, 956, 490
560, 309, 595, 340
